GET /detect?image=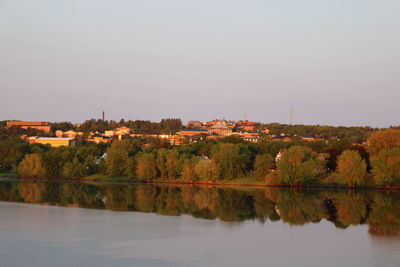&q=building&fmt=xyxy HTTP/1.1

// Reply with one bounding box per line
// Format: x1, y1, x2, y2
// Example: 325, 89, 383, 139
235, 120, 256, 132
29, 137, 76, 147
104, 126, 132, 137
204, 120, 224, 127
302, 136, 317, 141
167, 135, 185, 145
242, 136, 259, 143
177, 129, 209, 137
86, 136, 113, 144
208, 124, 233, 136
55, 130, 63, 137
55, 130, 83, 138
275, 150, 283, 162
187, 121, 202, 128
241, 125, 255, 132
115, 126, 132, 135
6, 121, 51, 133
272, 136, 292, 142
238, 132, 261, 143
